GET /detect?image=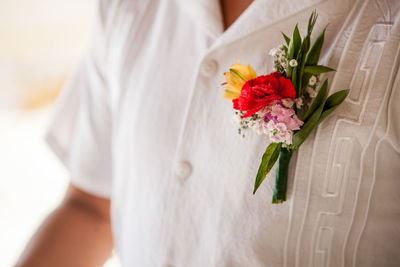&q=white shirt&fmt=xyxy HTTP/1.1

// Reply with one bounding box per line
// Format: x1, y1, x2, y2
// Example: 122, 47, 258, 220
46, 0, 400, 266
